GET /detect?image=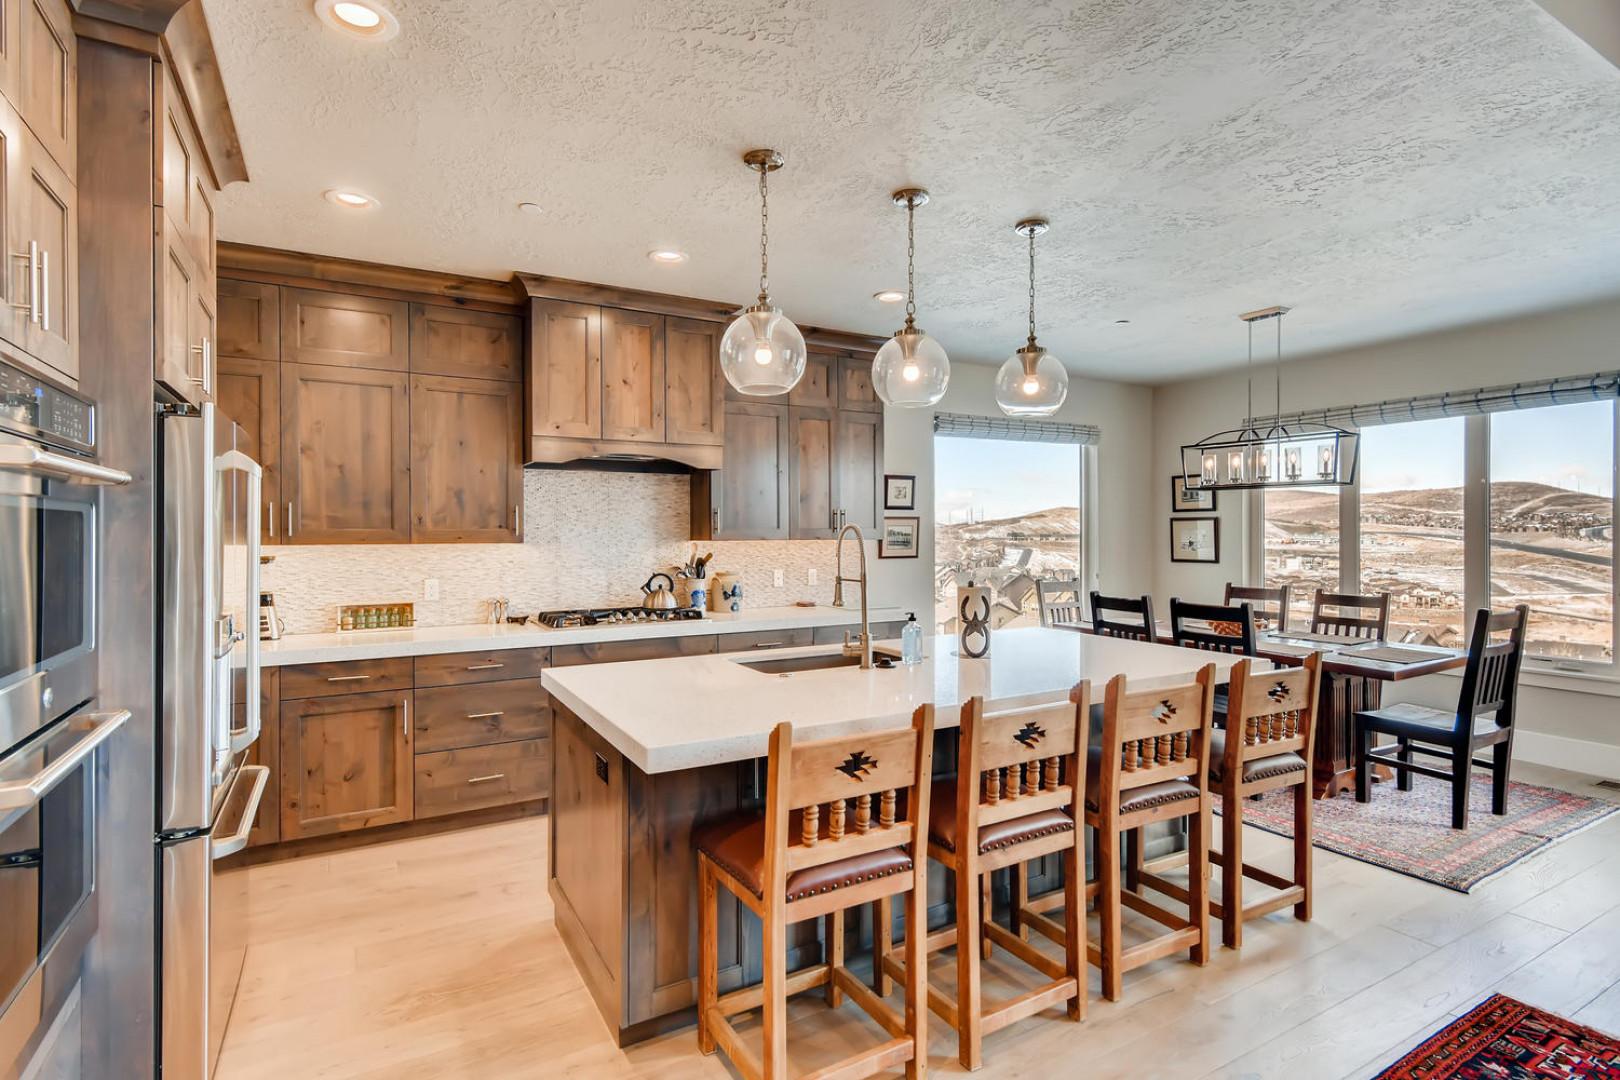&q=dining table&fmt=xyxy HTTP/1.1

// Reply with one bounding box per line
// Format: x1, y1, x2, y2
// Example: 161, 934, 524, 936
1062, 621, 1469, 798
